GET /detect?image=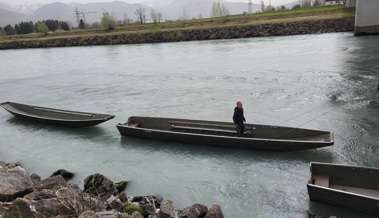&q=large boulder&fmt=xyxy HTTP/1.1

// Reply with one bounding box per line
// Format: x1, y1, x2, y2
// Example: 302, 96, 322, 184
3, 198, 37, 218
157, 200, 177, 218
114, 181, 128, 193
84, 173, 117, 200
0, 166, 33, 202
41, 175, 68, 191
179, 203, 208, 218
204, 204, 224, 218
51, 169, 75, 181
